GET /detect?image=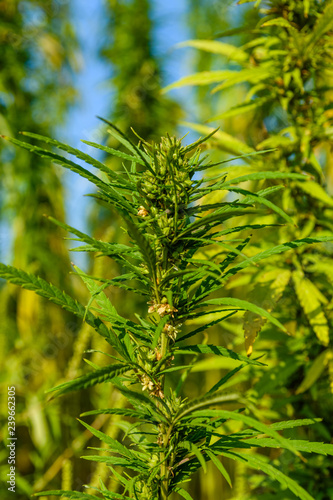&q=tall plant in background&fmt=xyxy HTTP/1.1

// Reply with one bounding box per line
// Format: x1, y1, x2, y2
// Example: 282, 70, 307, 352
0, 1, 81, 497
0, 0, 77, 271
164, 0, 333, 497
103, 0, 181, 141
1, 125, 333, 500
